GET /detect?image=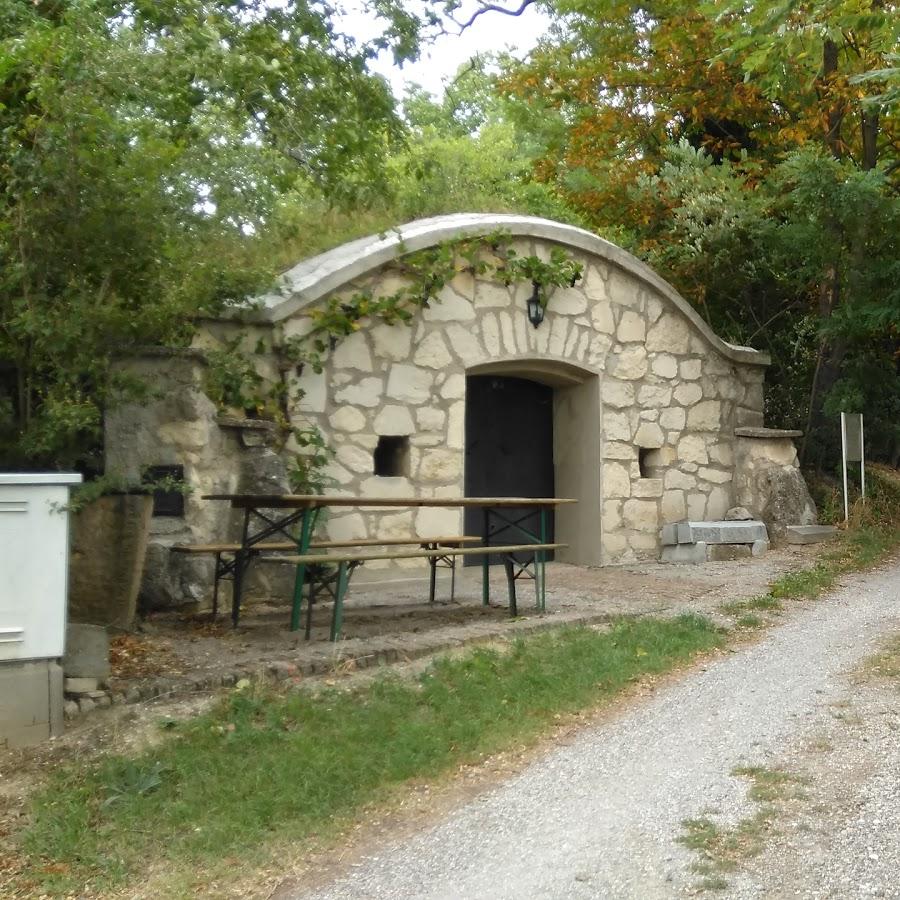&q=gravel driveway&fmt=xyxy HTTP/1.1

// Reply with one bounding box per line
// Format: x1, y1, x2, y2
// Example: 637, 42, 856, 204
288, 558, 900, 900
